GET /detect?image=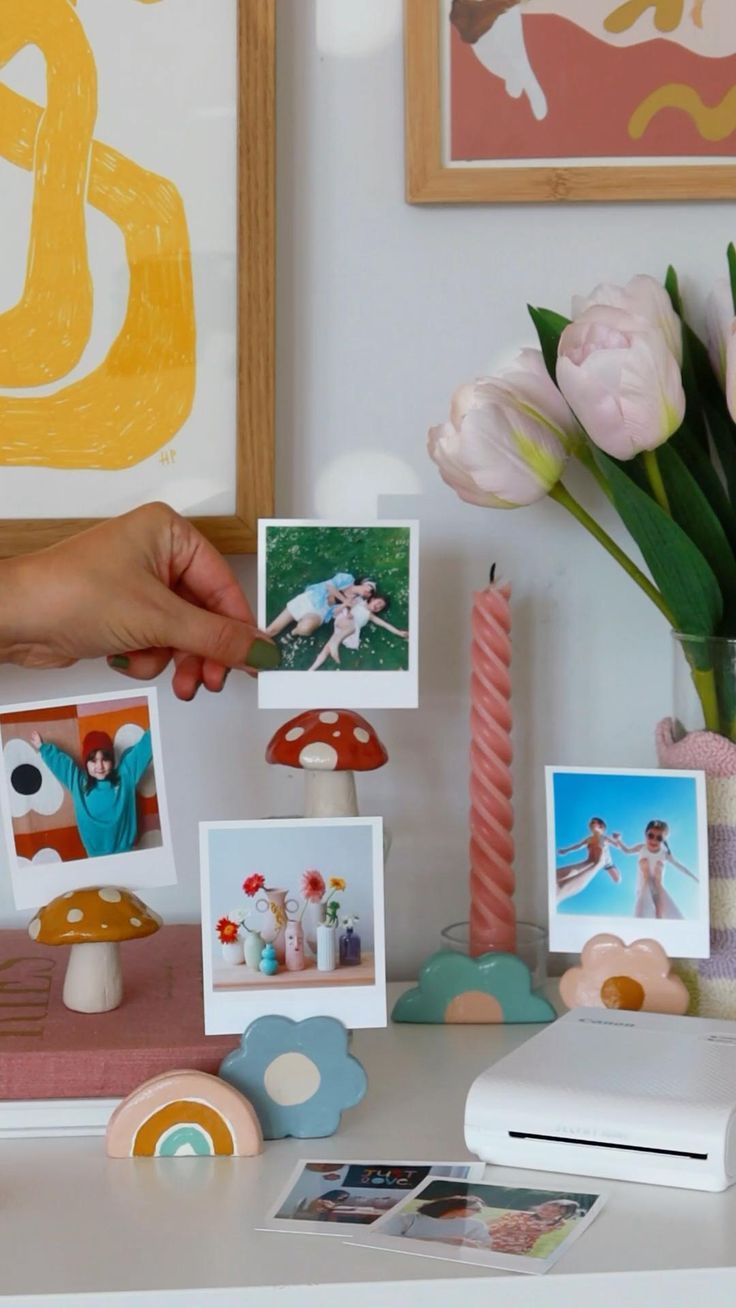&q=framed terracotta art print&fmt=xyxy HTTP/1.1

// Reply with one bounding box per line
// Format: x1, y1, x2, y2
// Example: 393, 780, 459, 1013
0, 0, 274, 556
404, 0, 736, 203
